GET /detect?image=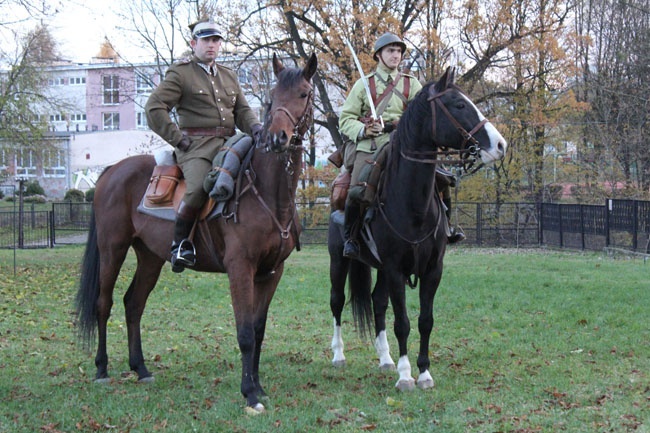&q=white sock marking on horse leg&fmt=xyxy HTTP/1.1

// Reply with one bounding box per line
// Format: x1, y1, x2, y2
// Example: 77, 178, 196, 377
331, 320, 346, 366
374, 331, 395, 369
395, 355, 415, 390
417, 370, 435, 389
